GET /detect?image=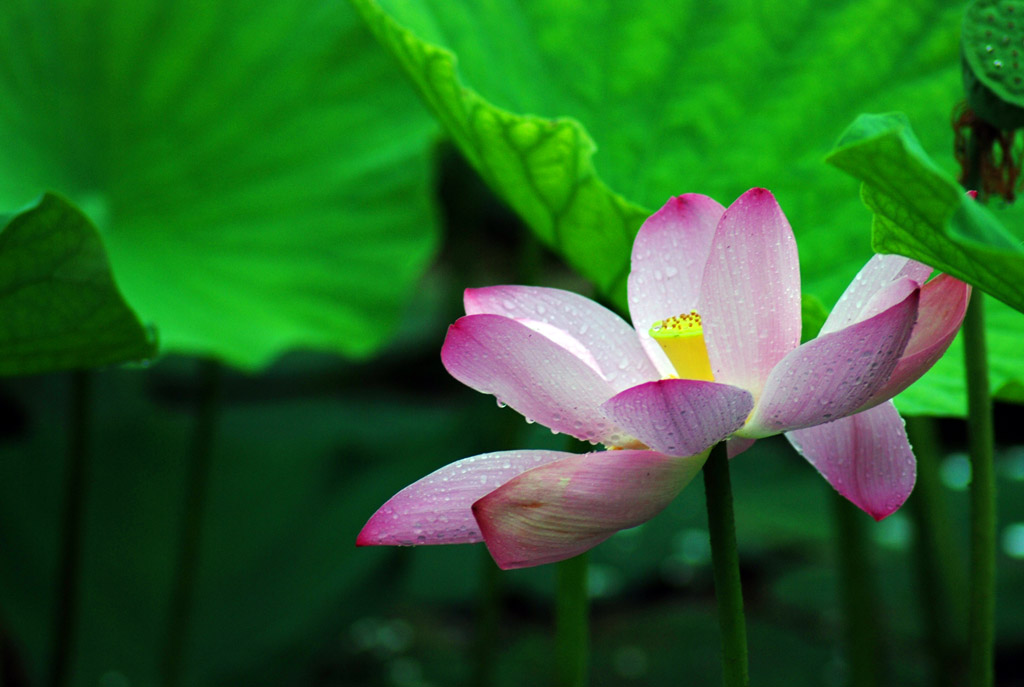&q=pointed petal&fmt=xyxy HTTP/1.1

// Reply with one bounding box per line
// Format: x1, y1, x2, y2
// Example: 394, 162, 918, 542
743, 286, 919, 436
822, 254, 933, 333
628, 195, 725, 376
464, 285, 658, 391
473, 449, 707, 569
698, 188, 801, 396
786, 402, 915, 520
441, 314, 631, 445
357, 450, 572, 546
601, 379, 752, 457
864, 274, 971, 406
